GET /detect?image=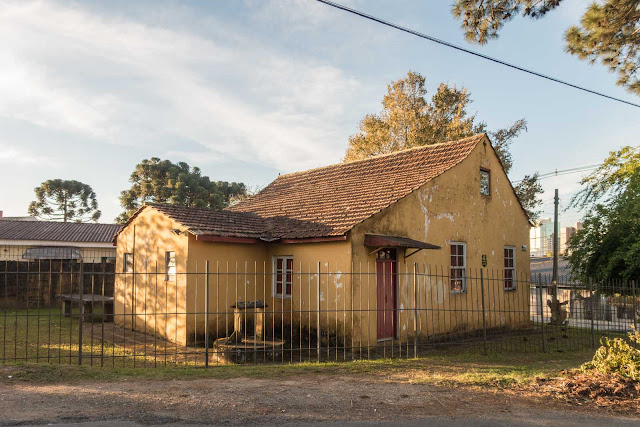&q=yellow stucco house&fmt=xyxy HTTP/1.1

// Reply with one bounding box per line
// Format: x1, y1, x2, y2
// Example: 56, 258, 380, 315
114, 133, 531, 346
